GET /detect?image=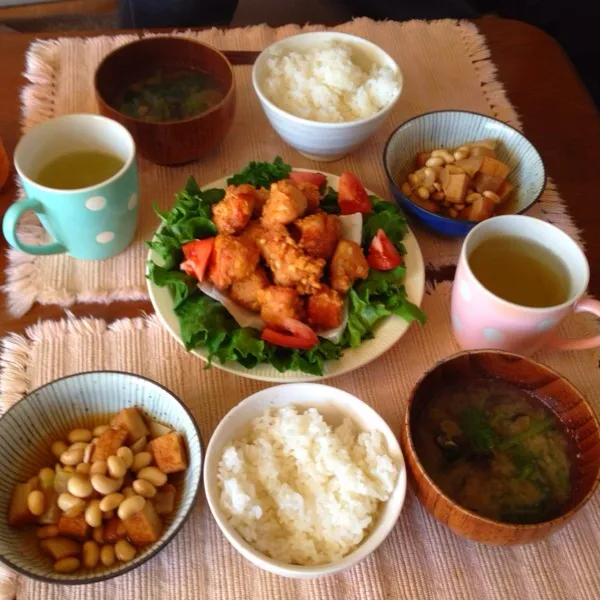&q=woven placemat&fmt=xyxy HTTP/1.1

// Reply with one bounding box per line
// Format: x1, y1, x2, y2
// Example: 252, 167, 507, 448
3, 18, 579, 317
1, 282, 599, 600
